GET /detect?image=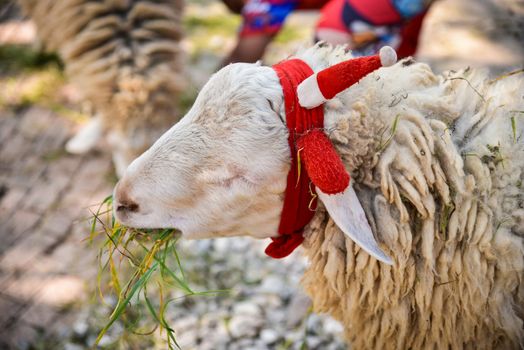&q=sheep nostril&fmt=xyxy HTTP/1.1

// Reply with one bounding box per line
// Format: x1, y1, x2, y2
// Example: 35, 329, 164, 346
116, 201, 139, 213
